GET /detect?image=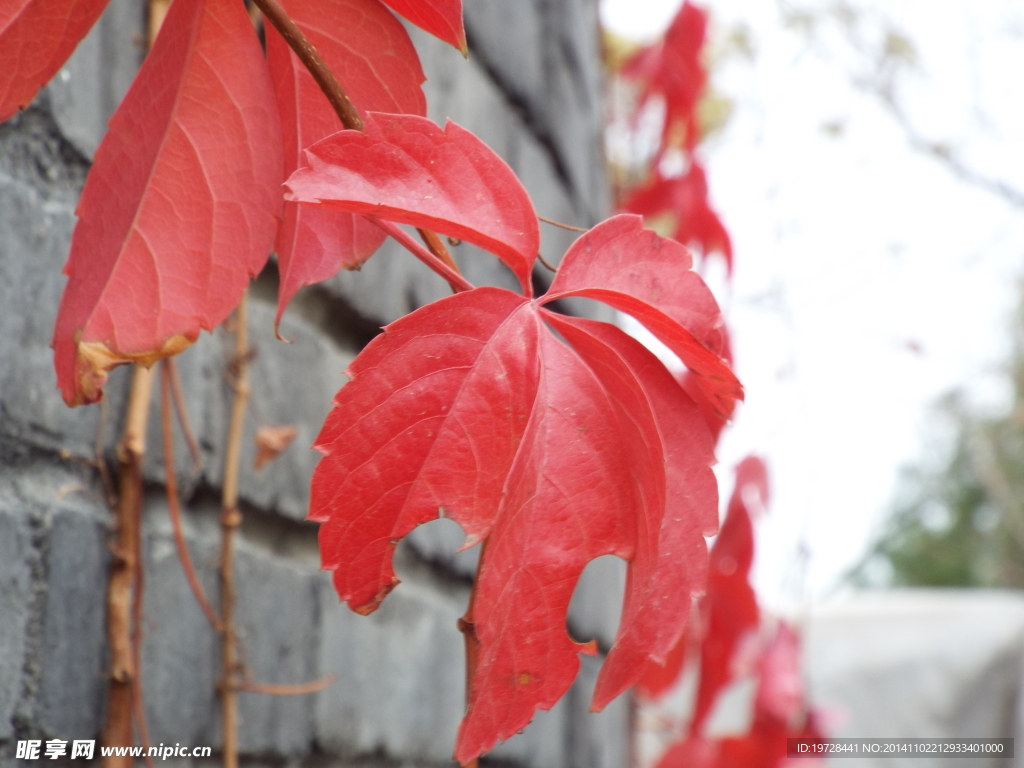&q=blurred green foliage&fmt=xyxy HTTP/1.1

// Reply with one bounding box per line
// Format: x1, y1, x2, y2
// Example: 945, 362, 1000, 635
854, 297, 1024, 588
